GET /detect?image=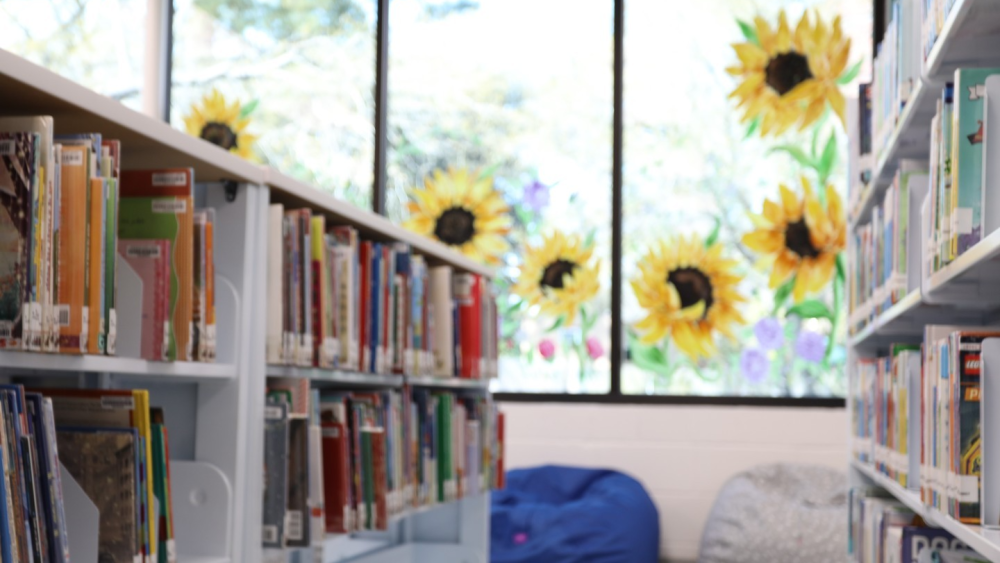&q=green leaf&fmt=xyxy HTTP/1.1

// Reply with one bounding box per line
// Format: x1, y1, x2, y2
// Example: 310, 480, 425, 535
546, 316, 565, 332
478, 163, 501, 181
787, 299, 834, 320
583, 229, 596, 250
769, 145, 816, 169
772, 278, 795, 315
737, 19, 760, 46
238, 98, 259, 119
628, 333, 669, 373
744, 116, 761, 139
817, 132, 838, 181
837, 59, 863, 85
705, 217, 722, 247
580, 307, 597, 333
